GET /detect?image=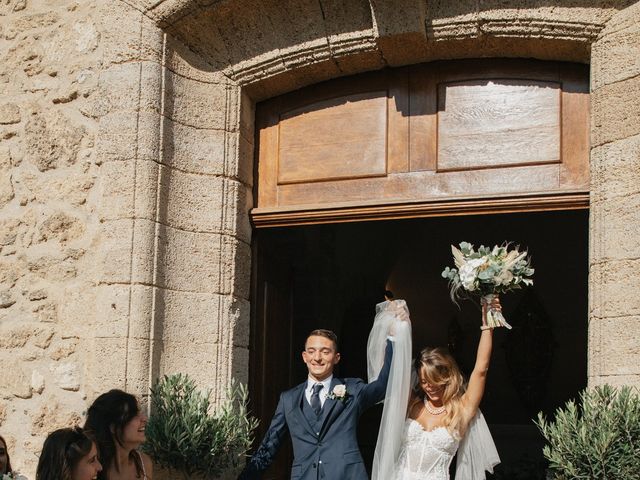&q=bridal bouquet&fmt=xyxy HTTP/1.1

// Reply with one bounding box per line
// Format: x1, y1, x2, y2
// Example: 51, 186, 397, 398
441, 242, 534, 329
